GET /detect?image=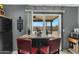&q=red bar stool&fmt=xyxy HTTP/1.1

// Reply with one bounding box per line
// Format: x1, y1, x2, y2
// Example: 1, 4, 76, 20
31, 47, 38, 54
49, 38, 60, 54
39, 46, 49, 54
17, 39, 32, 54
